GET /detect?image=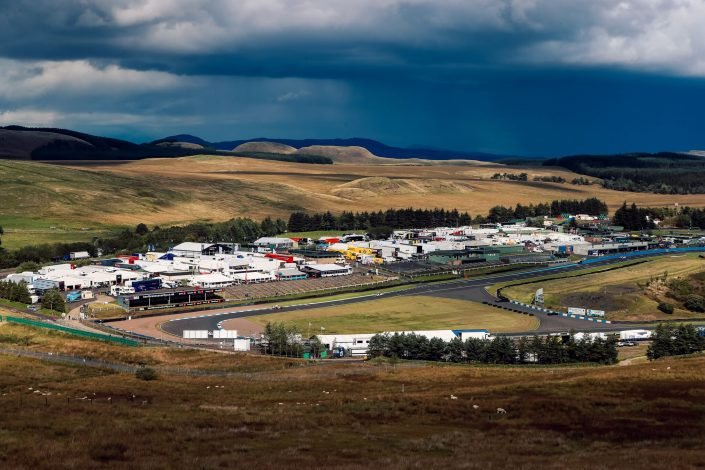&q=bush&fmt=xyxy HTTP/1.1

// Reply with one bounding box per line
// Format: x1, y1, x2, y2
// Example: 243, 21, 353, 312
135, 367, 158, 381
15, 261, 41, 273
683, 294, 705, 313
667, 278, 694, 301
658, 302, 675, 314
